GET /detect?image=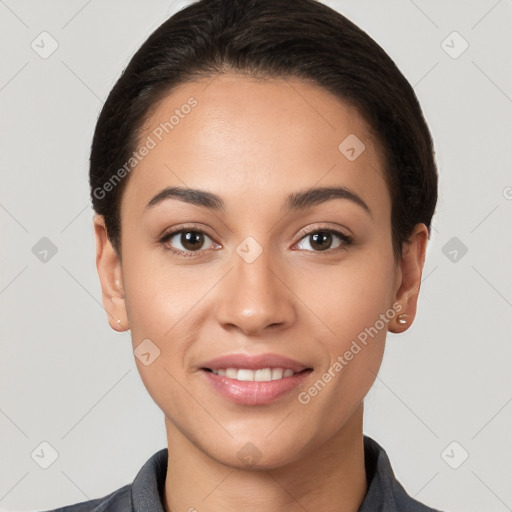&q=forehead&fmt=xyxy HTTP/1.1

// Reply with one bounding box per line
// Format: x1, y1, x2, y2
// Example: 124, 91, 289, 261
122, 74, 390, 219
